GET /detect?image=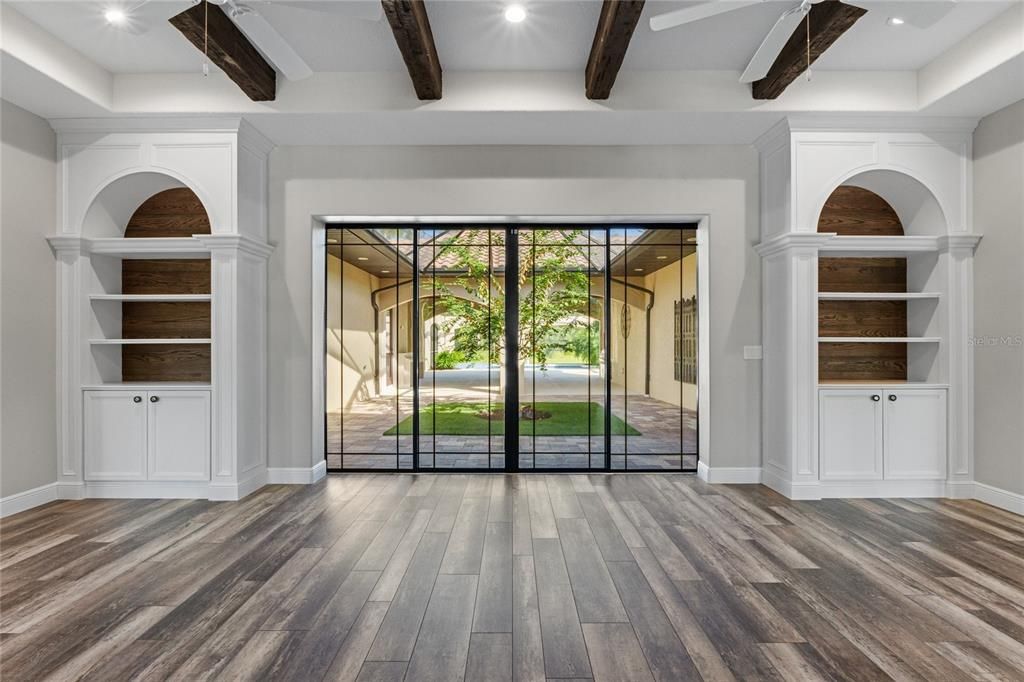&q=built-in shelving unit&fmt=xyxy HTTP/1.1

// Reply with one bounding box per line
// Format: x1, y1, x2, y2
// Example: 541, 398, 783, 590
86, 188, 213, 384
815, 186, 944, 384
